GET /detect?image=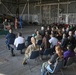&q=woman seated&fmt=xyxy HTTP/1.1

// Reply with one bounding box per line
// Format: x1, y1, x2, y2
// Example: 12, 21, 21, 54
22, 37, 39, 65
41, 45, 63, 75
